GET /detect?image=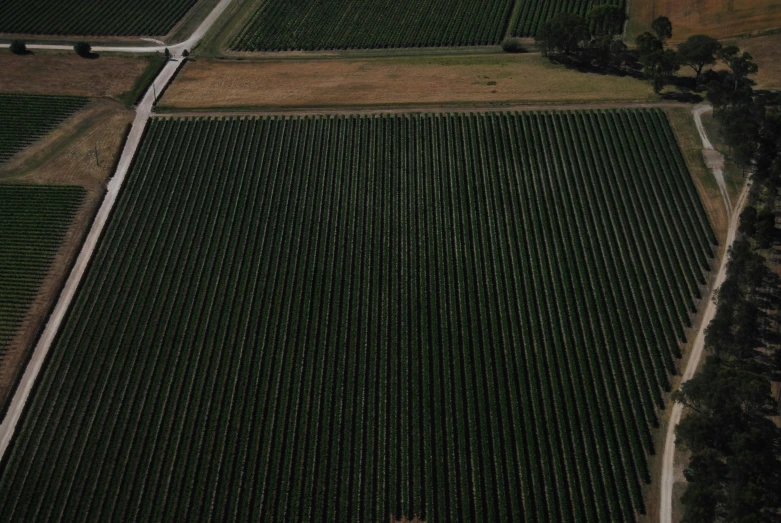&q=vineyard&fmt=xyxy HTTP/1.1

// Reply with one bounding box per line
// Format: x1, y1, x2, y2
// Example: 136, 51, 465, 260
0, 94, 88, 165
0, 109, 714, 522
230, 0, 514, 51
0, 185, 85, 359
0, 0, 198, 36
510, 0, 626, 37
